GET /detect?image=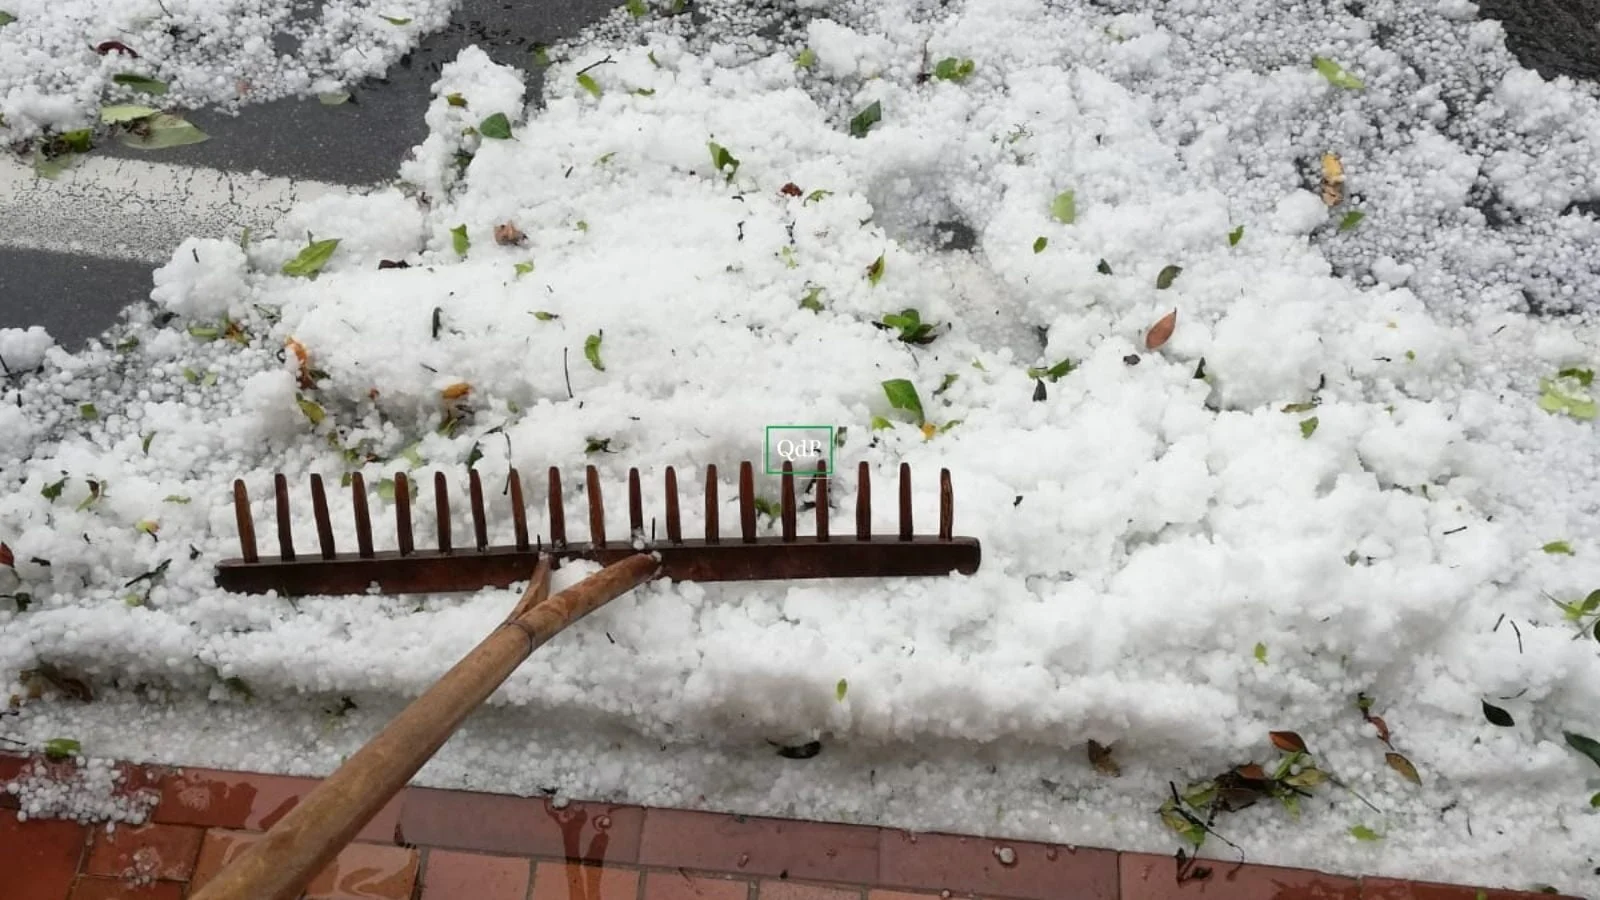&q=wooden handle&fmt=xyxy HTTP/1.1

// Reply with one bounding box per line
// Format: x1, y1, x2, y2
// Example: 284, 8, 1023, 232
190, 552, 661, 900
